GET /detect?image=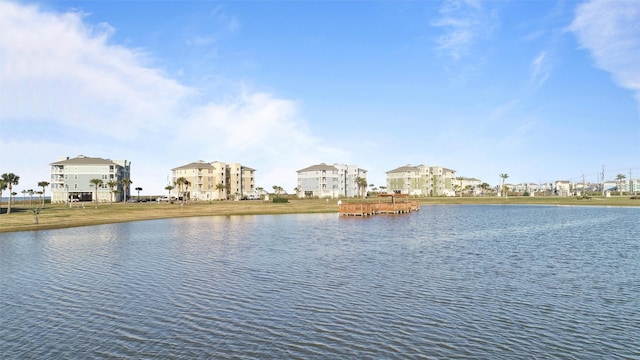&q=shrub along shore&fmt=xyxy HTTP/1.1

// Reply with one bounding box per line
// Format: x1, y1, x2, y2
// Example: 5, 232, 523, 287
0, 196, 638, 233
